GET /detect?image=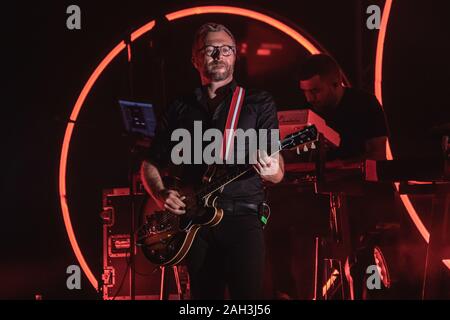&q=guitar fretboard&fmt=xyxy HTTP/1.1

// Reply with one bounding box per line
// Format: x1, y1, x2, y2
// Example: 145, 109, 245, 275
196, 125, 317, 200
197, 148, 282, 200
